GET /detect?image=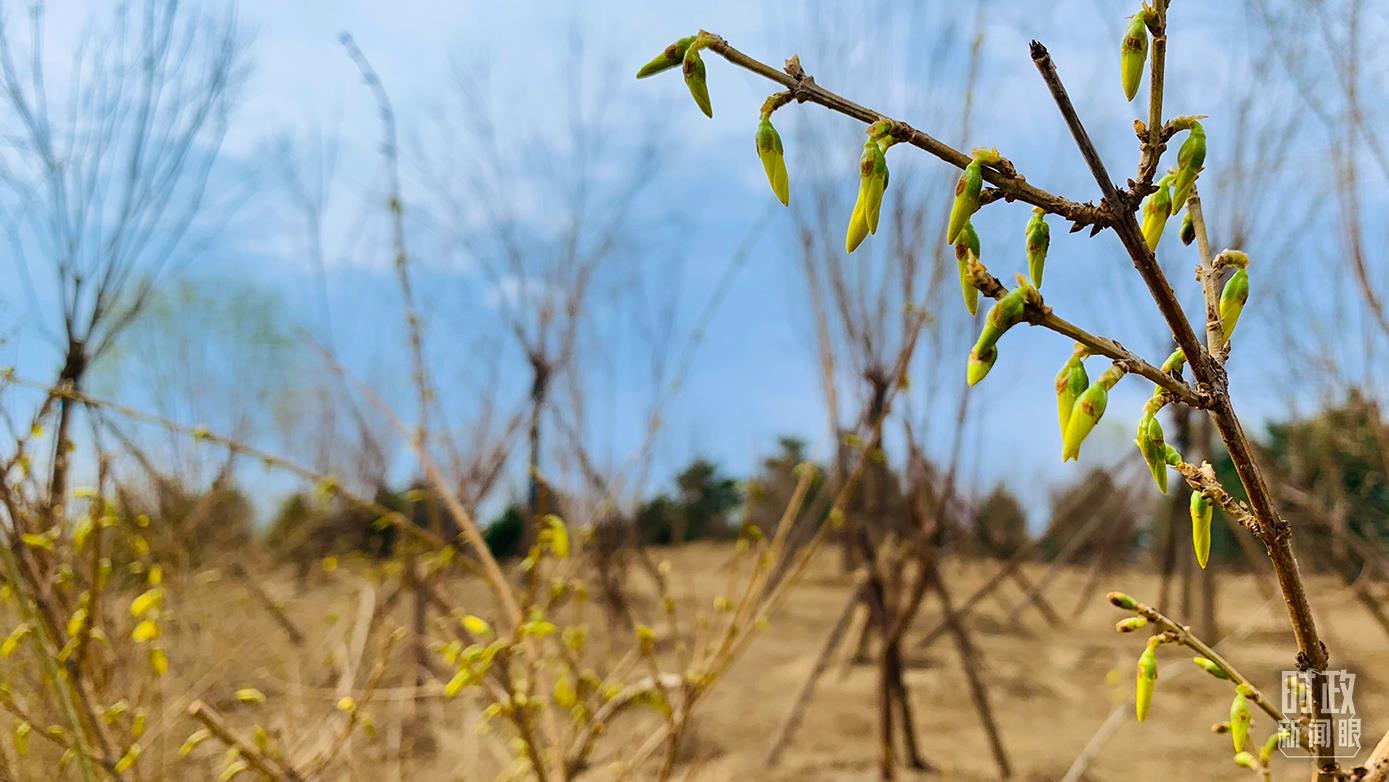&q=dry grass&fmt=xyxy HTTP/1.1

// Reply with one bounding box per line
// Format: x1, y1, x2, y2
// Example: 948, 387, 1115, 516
10, 541, 1380, 780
